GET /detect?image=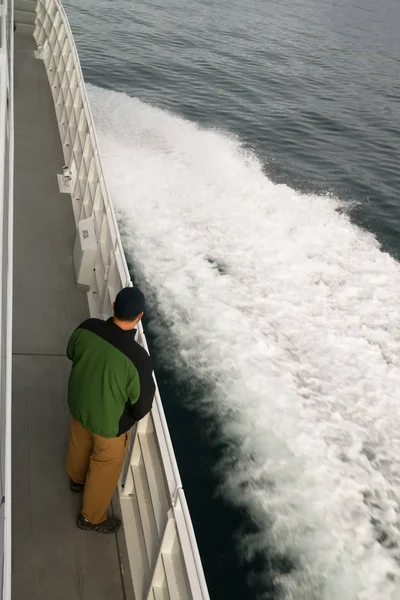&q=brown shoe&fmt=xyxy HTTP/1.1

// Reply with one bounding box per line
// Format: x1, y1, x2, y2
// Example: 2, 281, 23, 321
77, 514, 121, 534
